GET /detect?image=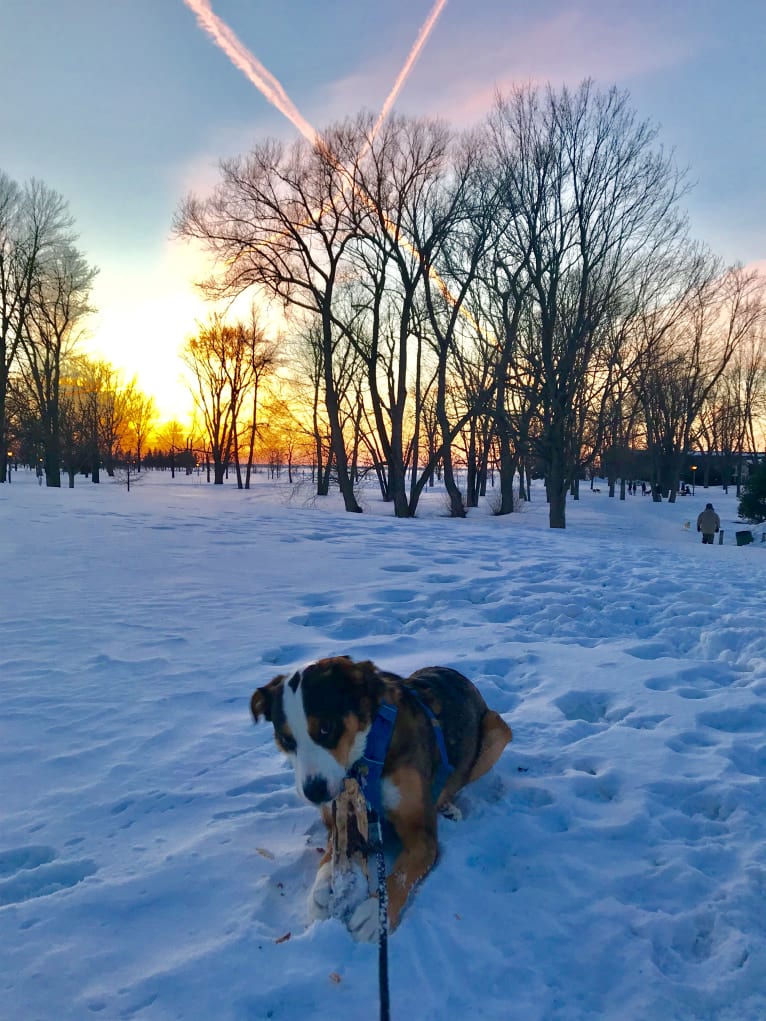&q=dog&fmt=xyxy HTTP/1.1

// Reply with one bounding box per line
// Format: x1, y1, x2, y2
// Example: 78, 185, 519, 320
250, 656, 512, 941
